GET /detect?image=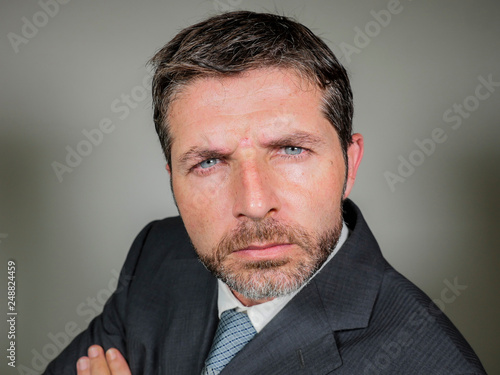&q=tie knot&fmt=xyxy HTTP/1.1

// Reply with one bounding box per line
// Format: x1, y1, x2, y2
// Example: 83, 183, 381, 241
218, 309, 255, 337
202, 309, 257, 375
